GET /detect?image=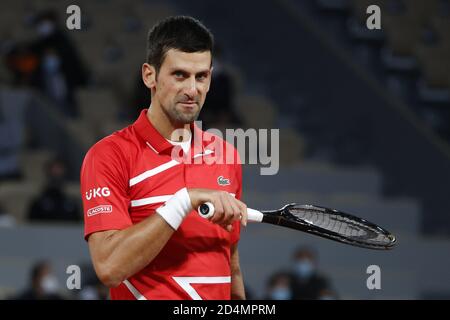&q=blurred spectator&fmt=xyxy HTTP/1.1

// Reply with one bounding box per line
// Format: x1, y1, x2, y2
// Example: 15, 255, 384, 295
264, 271, 295, 300
27, 156, 80, 222
317, 288, 339, 300
103, 38, 124, 63
0, 87, 29, 181
0, 202, 16, 227
4, 43, 39, 86
39, 48, 70, 107
78, 263, 109, 300
28, 9, 89, 117
290, 246, 336, 300
200, 44, 241, 129
13, 260, 64, 300
79, 281, 109, 300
